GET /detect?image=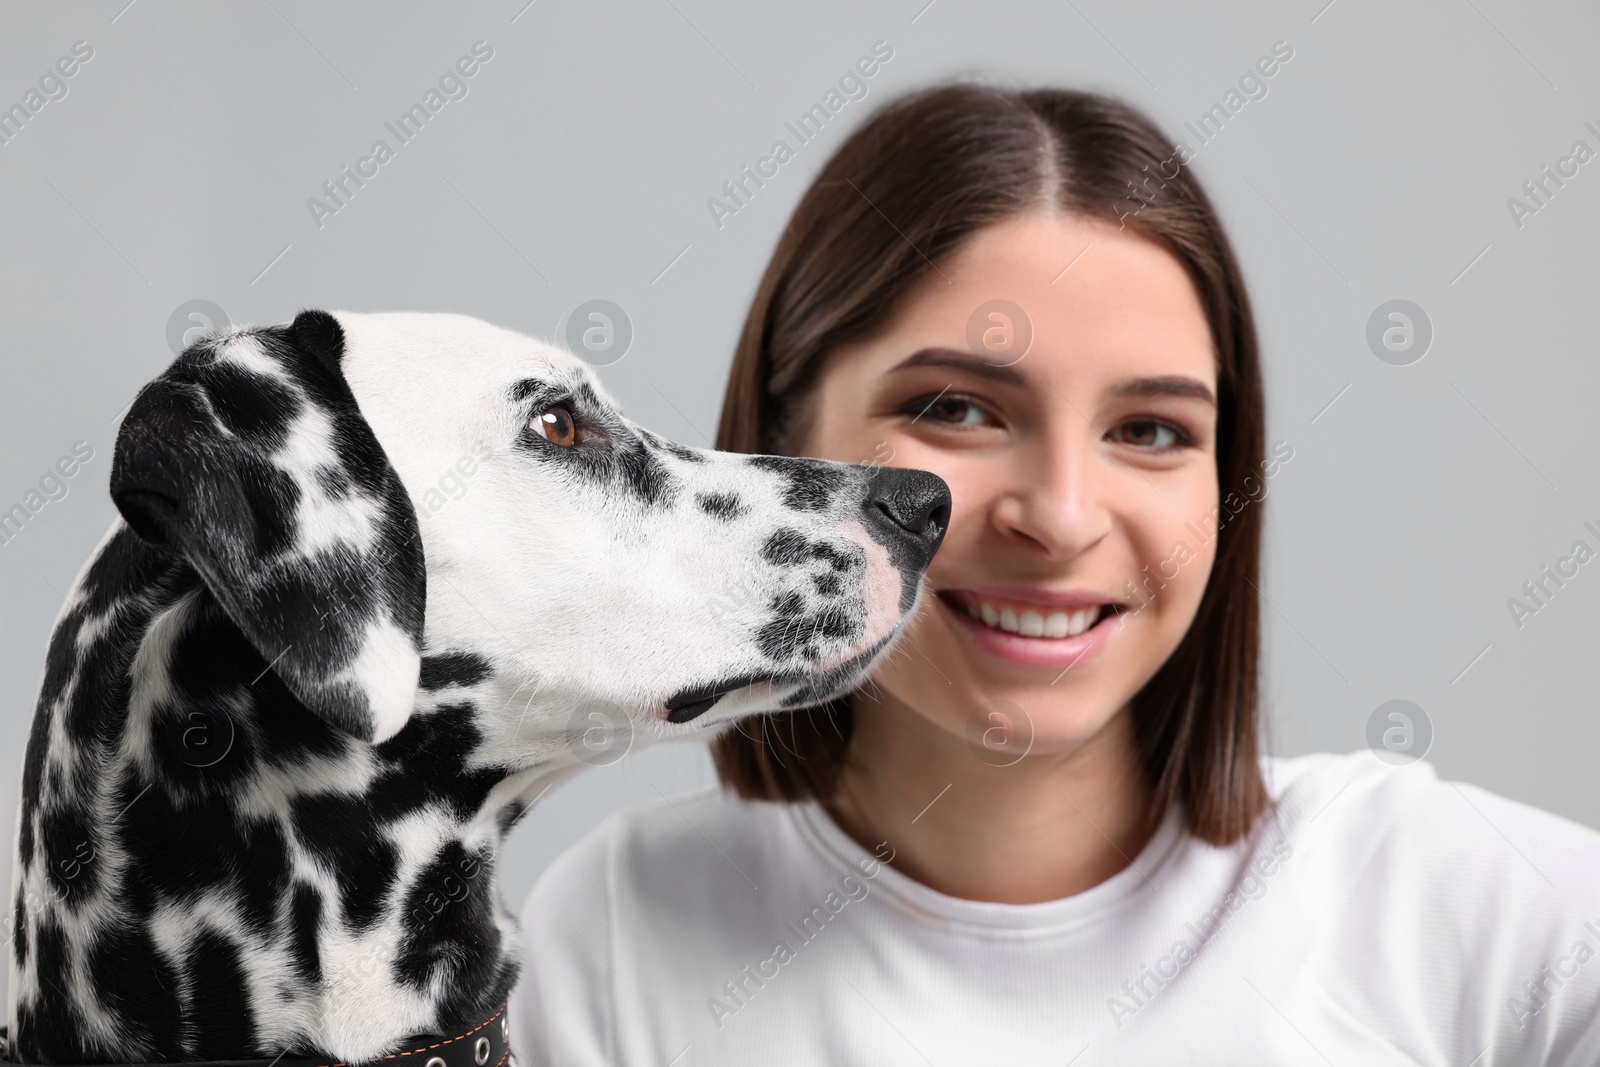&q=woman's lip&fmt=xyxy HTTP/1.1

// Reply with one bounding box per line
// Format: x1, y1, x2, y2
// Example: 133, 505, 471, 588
936, 593, 1122, 671
940, 585, 1124, 610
